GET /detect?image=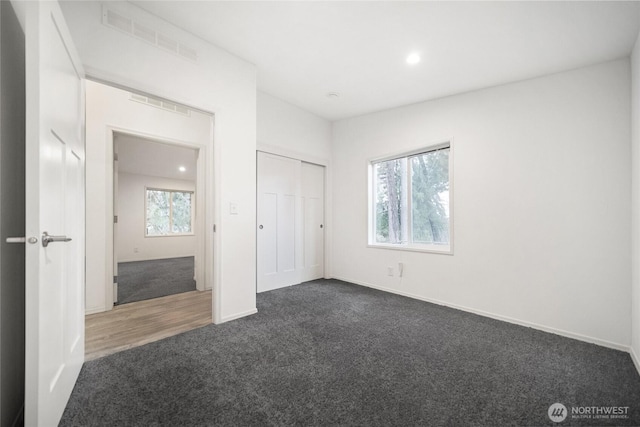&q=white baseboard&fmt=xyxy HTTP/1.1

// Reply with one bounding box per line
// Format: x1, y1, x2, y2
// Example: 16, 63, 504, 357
85, 306, 106, 315
631, 346, 640, 376
118, 254, 196, 263
218, 308, 257, 324
332, 275, 630, 353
